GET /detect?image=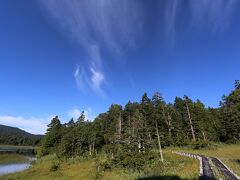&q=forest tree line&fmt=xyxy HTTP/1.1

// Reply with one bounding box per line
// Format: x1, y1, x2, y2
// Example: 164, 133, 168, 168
0, 125, 42, 146
39, 81, 240, 169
